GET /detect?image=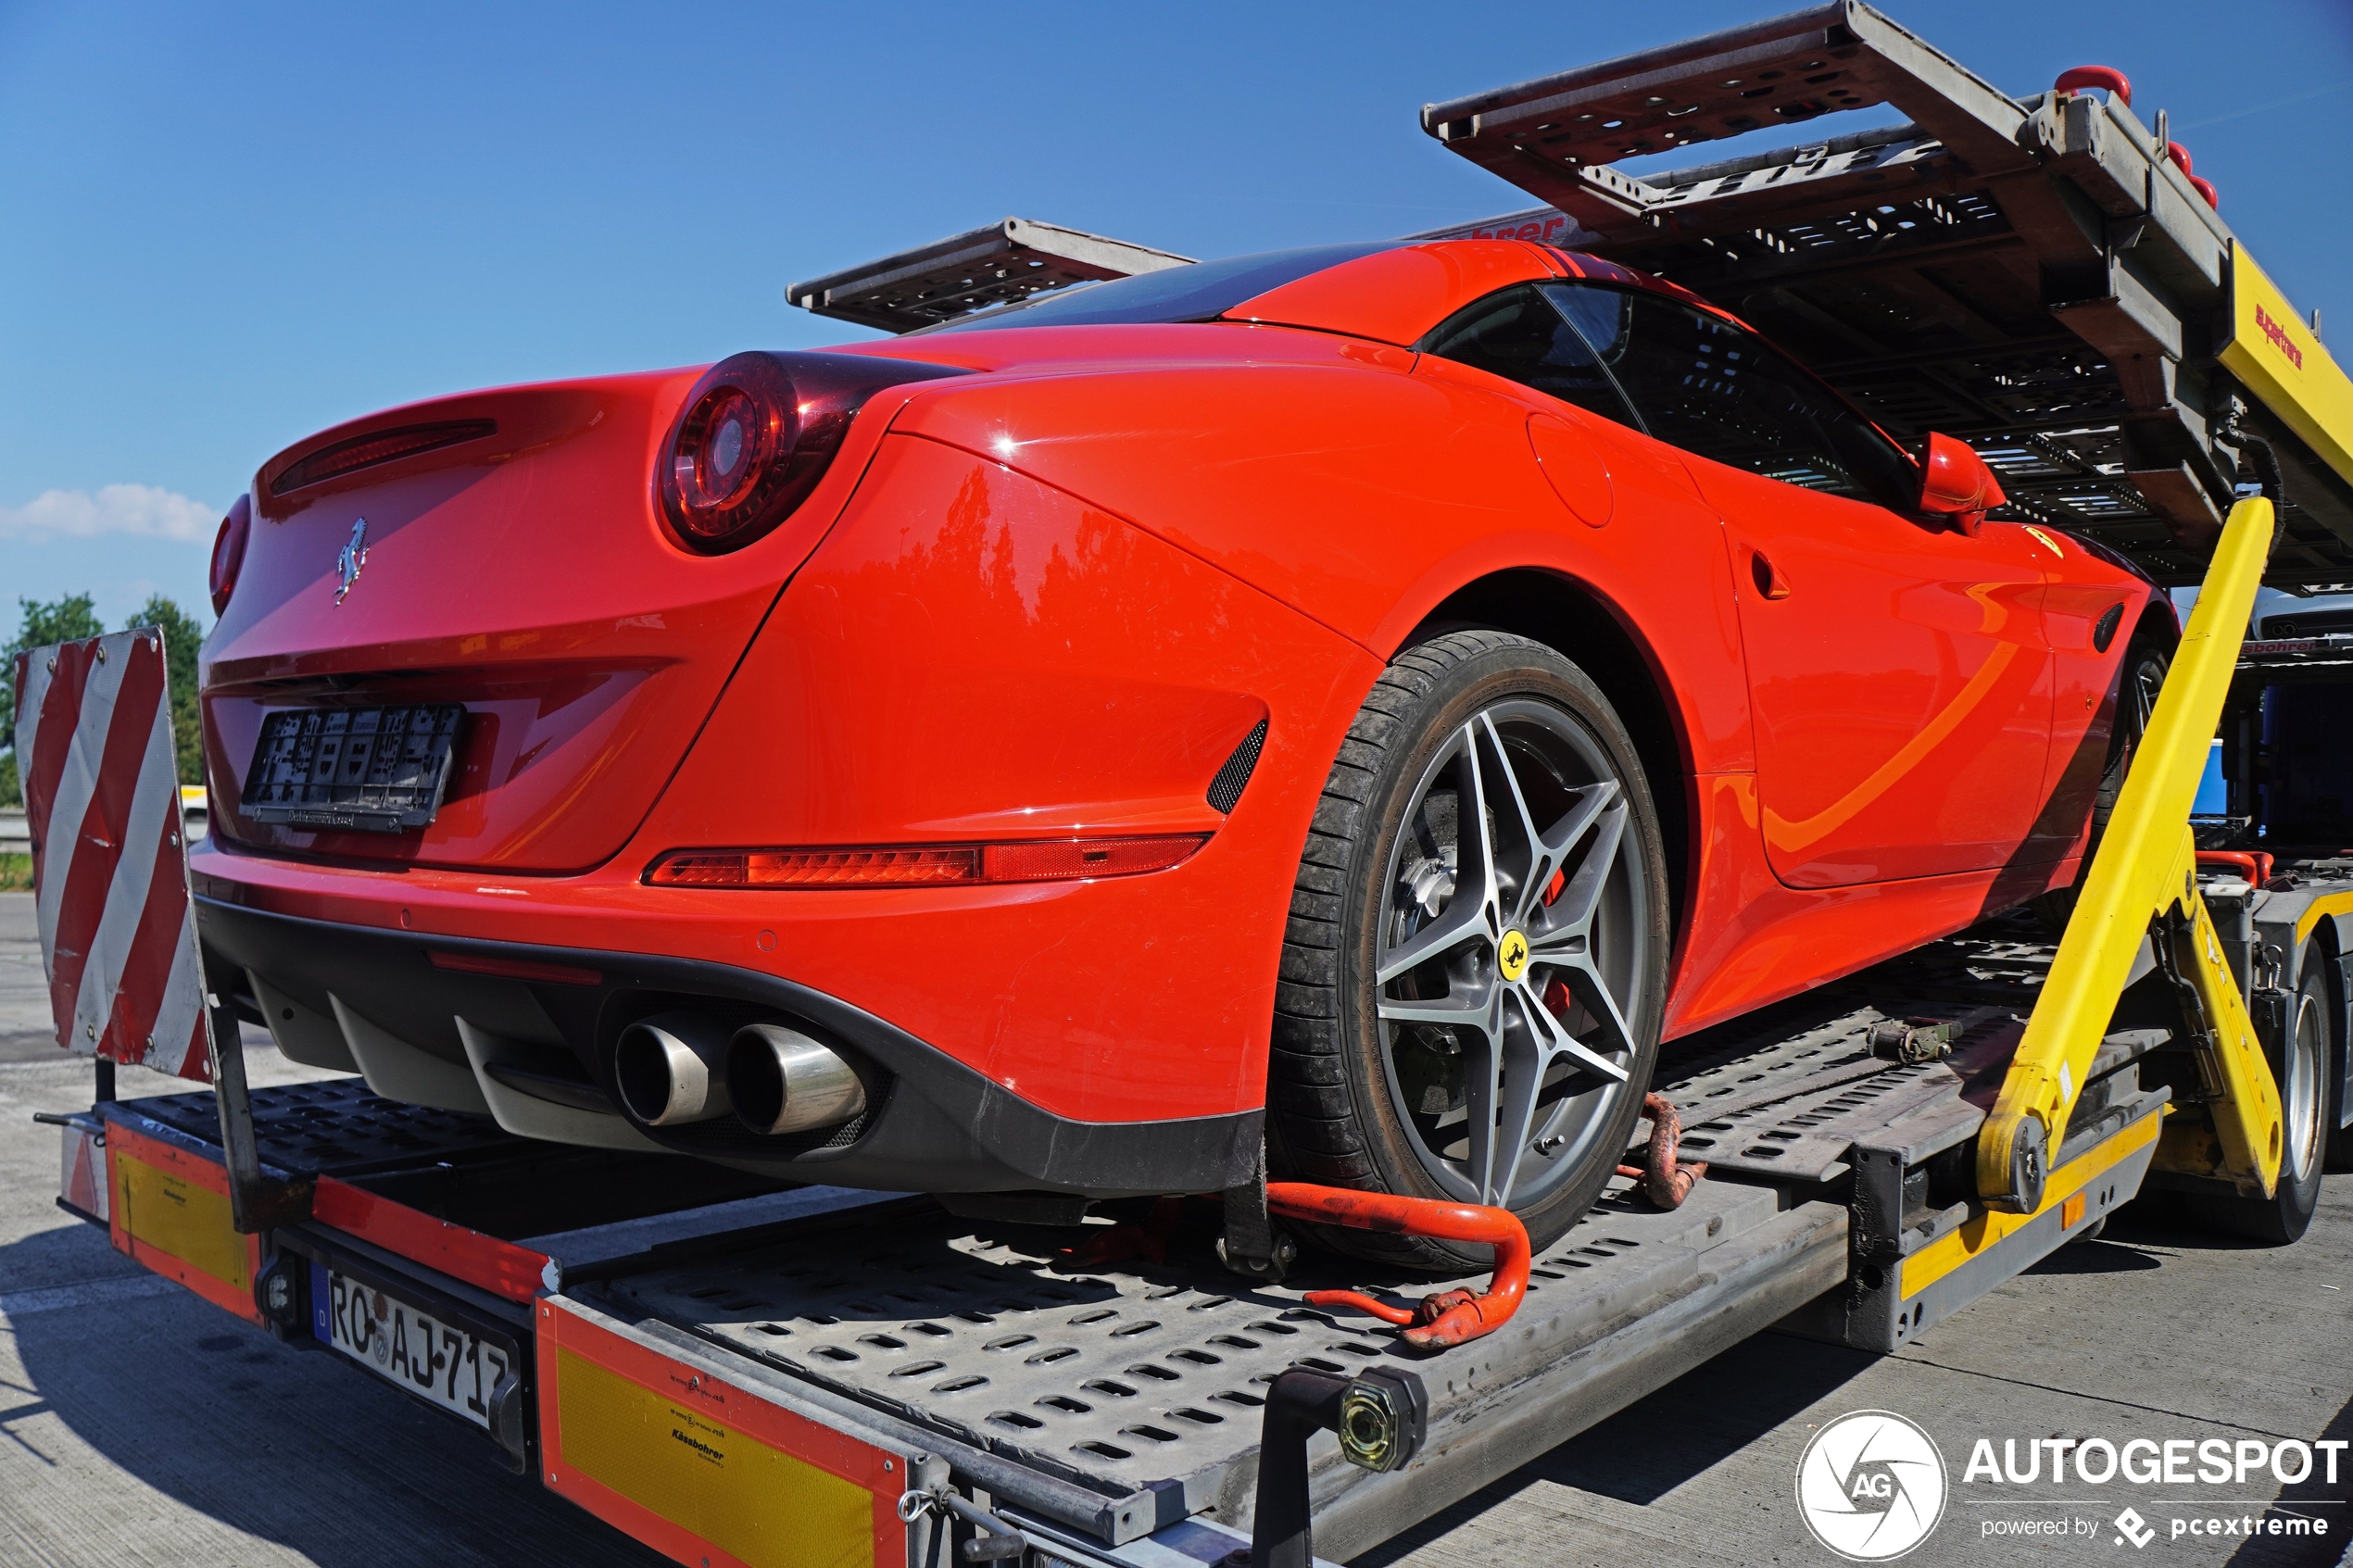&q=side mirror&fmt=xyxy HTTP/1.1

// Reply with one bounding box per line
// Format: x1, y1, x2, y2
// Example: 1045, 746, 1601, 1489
1917, 433, 2006, 535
